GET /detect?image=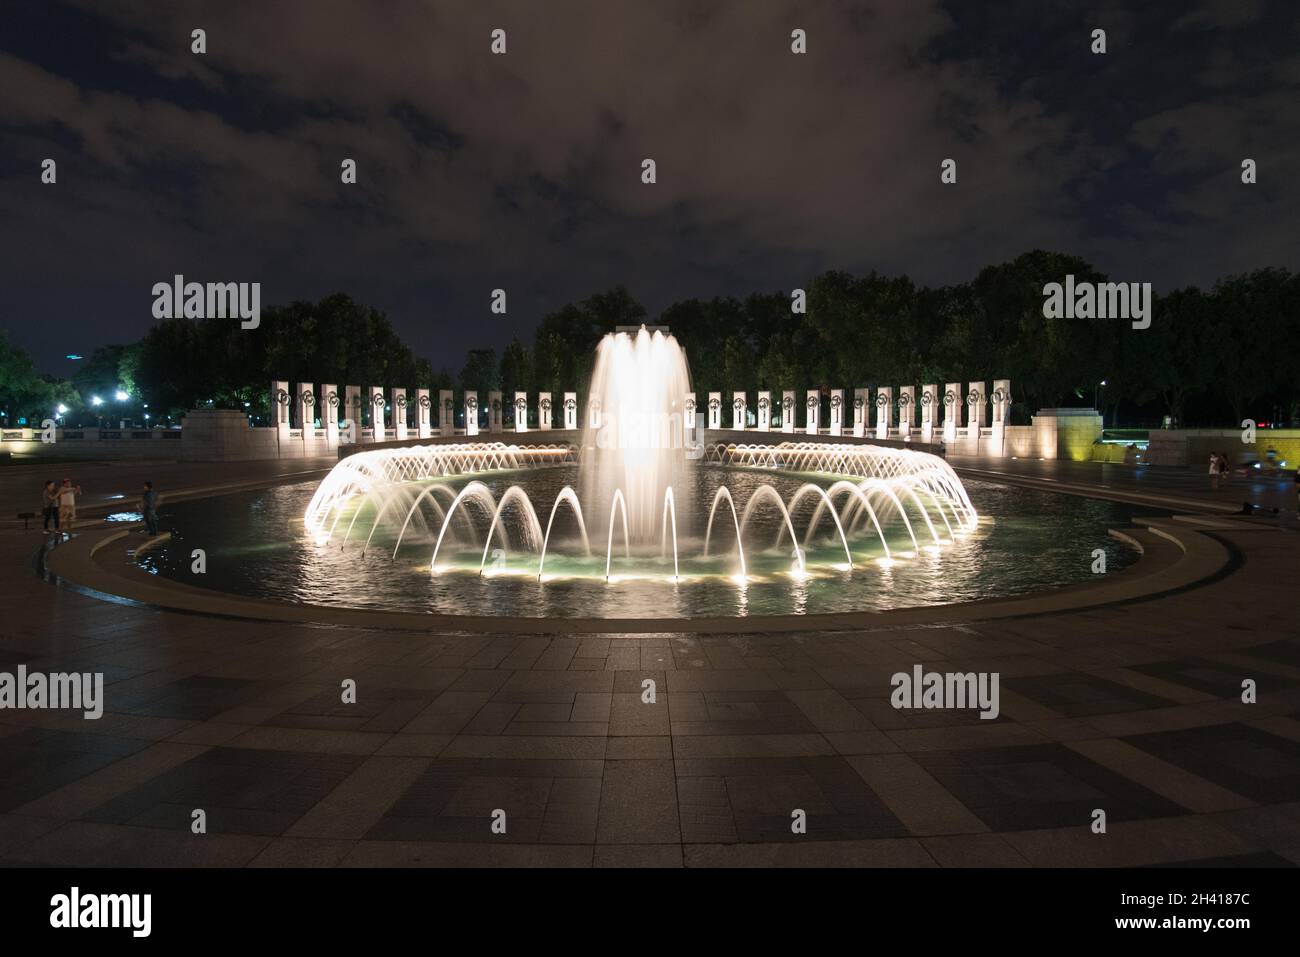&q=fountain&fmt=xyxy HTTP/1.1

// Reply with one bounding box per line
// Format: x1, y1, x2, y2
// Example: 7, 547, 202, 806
302, 327, 978, 591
